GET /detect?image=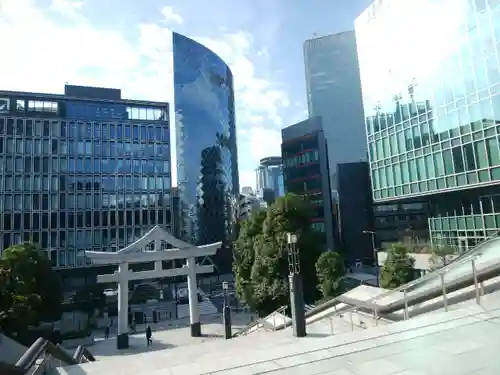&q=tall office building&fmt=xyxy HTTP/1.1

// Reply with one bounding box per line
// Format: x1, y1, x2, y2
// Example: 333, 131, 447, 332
0, 85, 171, 288
336, 162, 373, 264
281, 117, 336, 250
304, 31, 367, 190
255, 156, 284, 204
356, 0, 500, 252
173, 32, 239, 273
